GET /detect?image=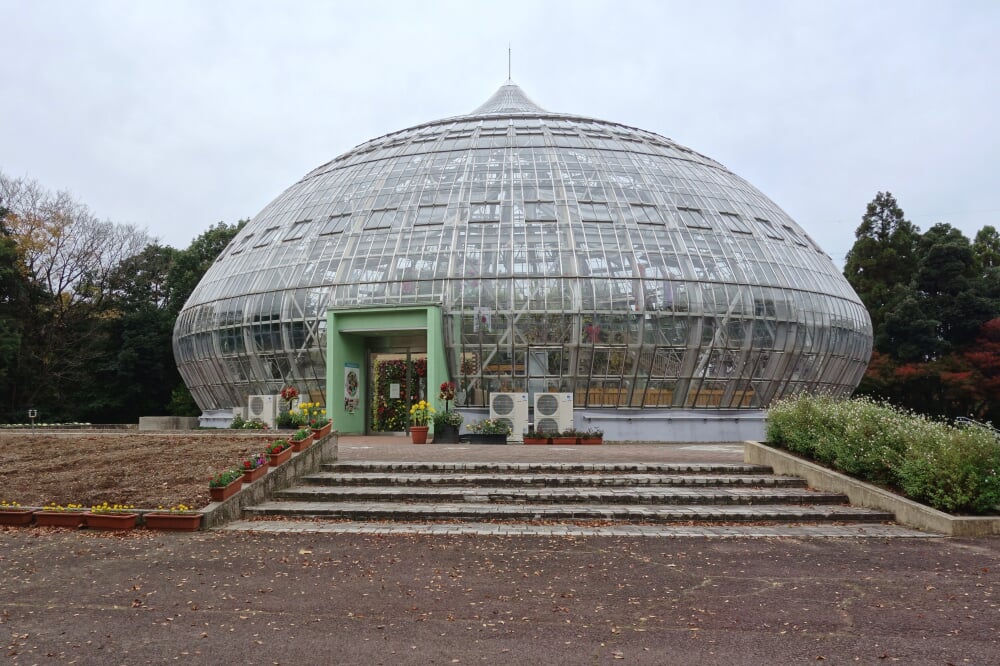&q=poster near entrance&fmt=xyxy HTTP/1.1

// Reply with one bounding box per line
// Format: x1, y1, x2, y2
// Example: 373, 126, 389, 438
344, 362, 360, 414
